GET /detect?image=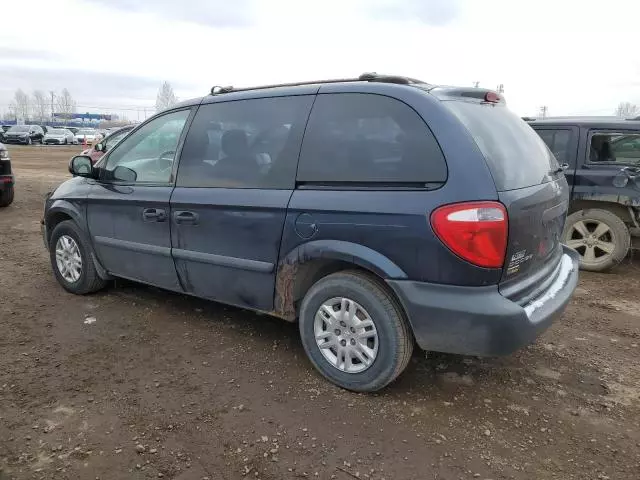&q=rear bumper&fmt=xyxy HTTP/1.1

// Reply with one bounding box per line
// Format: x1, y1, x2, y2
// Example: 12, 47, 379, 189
387, 246, 580, 356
